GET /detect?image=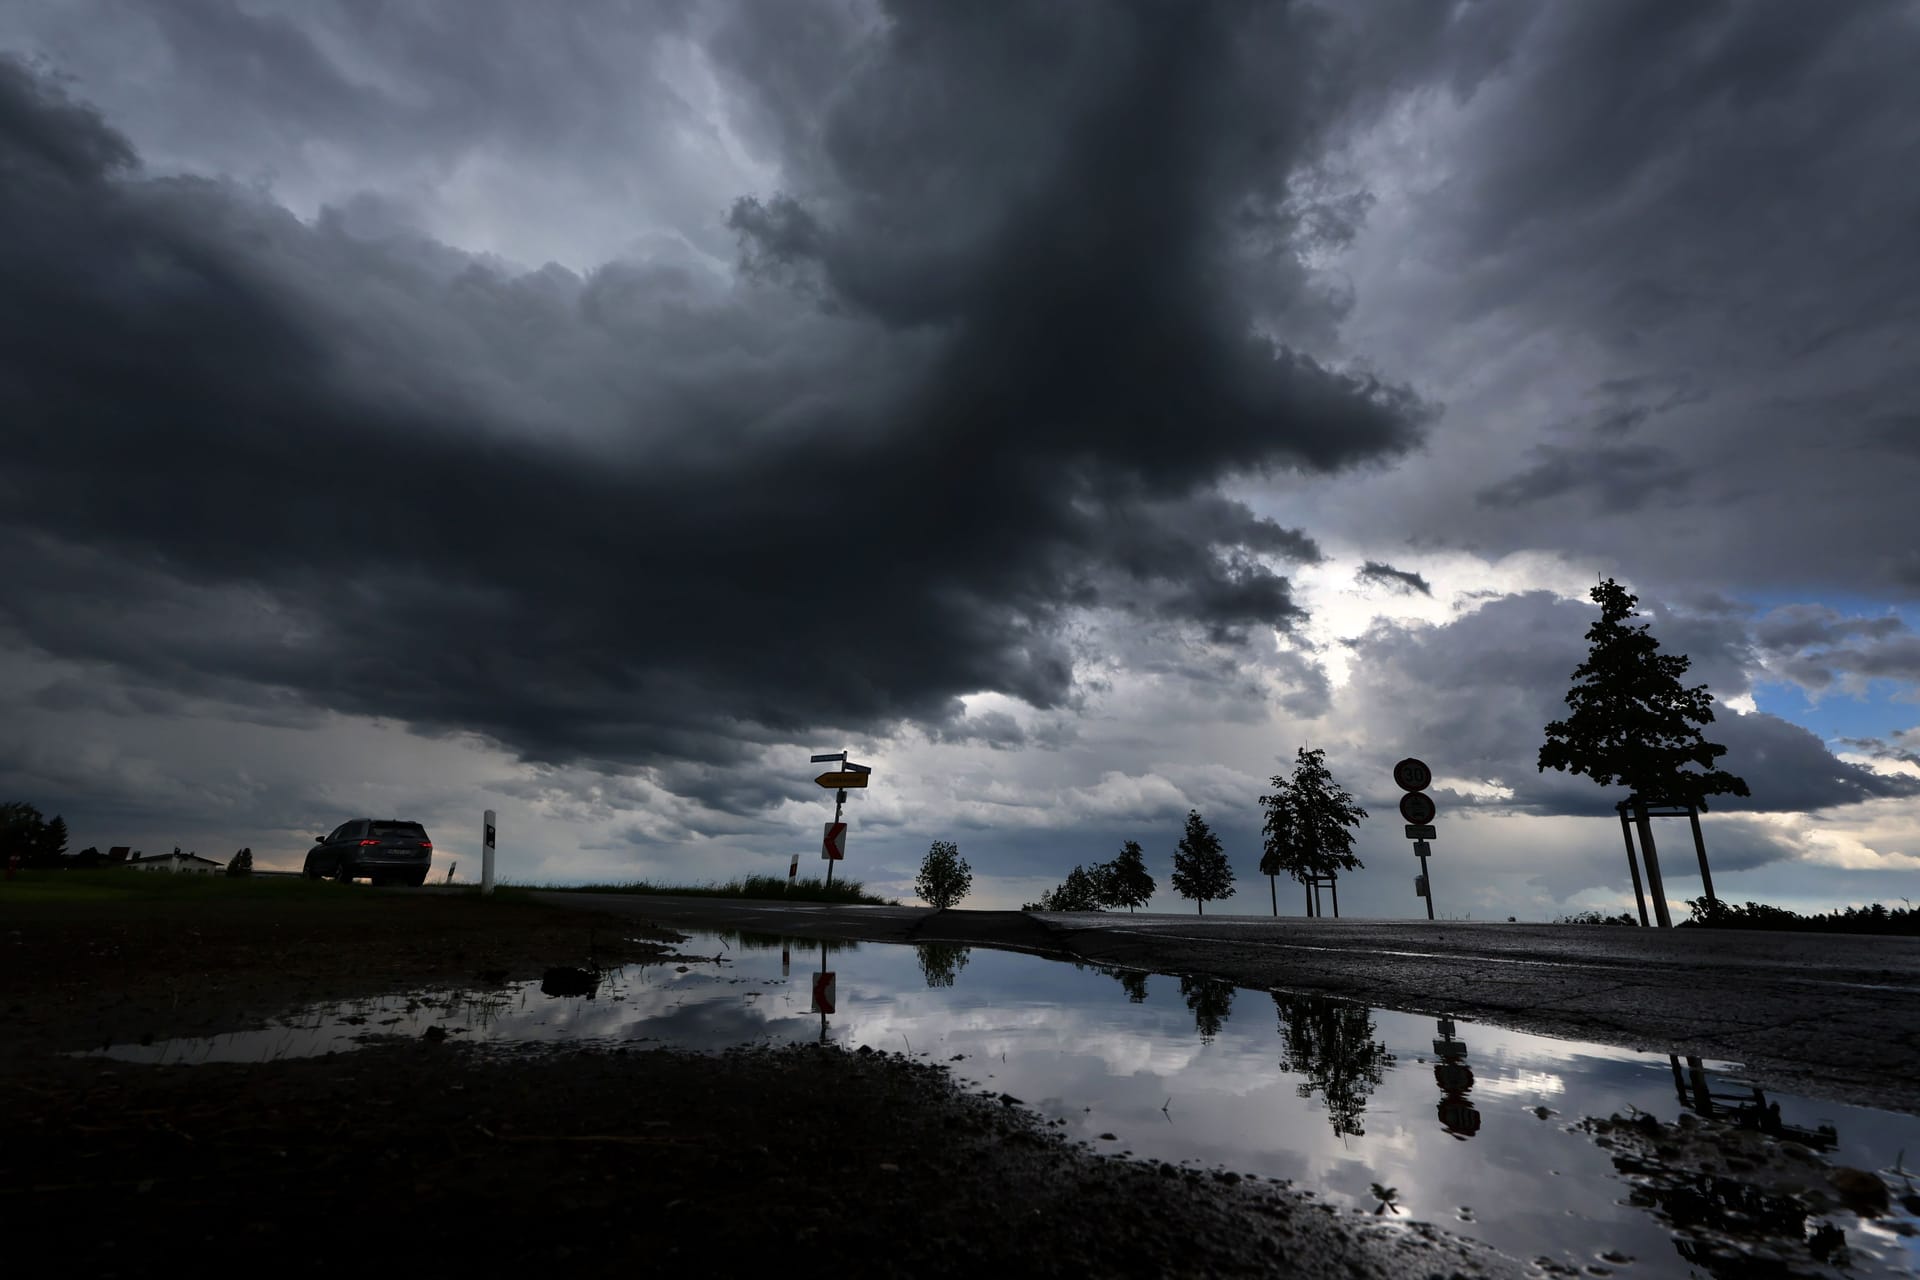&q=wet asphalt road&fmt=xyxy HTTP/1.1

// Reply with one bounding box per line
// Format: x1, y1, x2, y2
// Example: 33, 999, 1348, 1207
536, 893, 1920, 1116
